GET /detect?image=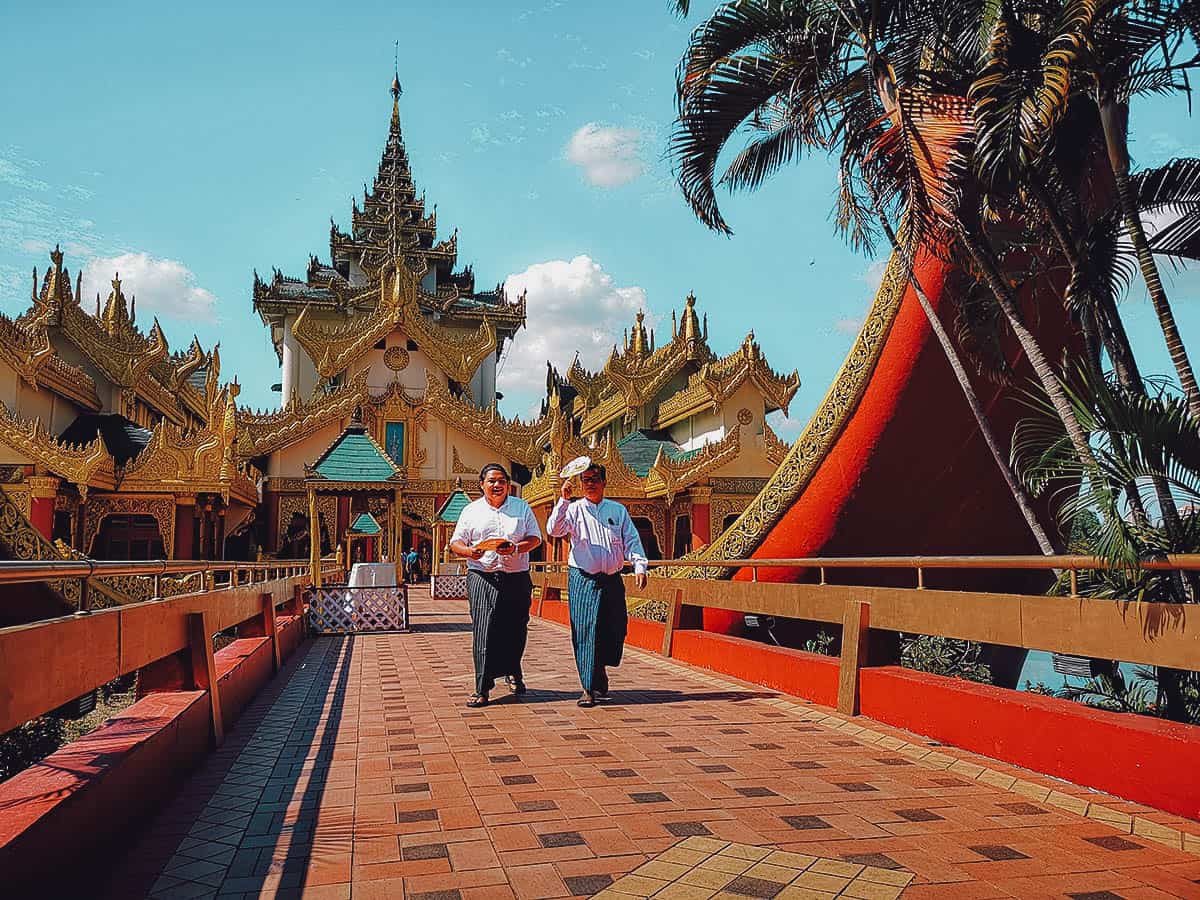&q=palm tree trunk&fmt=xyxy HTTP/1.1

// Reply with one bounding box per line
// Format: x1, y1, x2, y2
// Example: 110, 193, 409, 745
956, 228, 1102, 471
1099, 100, 1200, 422
1029, 183, 1178, 534
875, 212, 1059, 555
